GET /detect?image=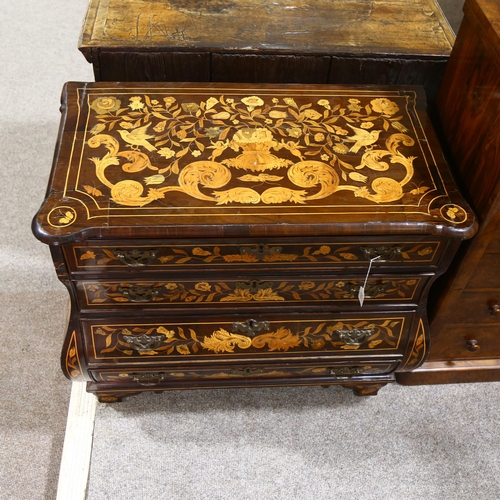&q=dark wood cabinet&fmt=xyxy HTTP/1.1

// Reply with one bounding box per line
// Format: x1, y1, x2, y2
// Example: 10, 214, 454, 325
397, 0, 500, 385
78, 0, 455, 100
32, 82, 475, 401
